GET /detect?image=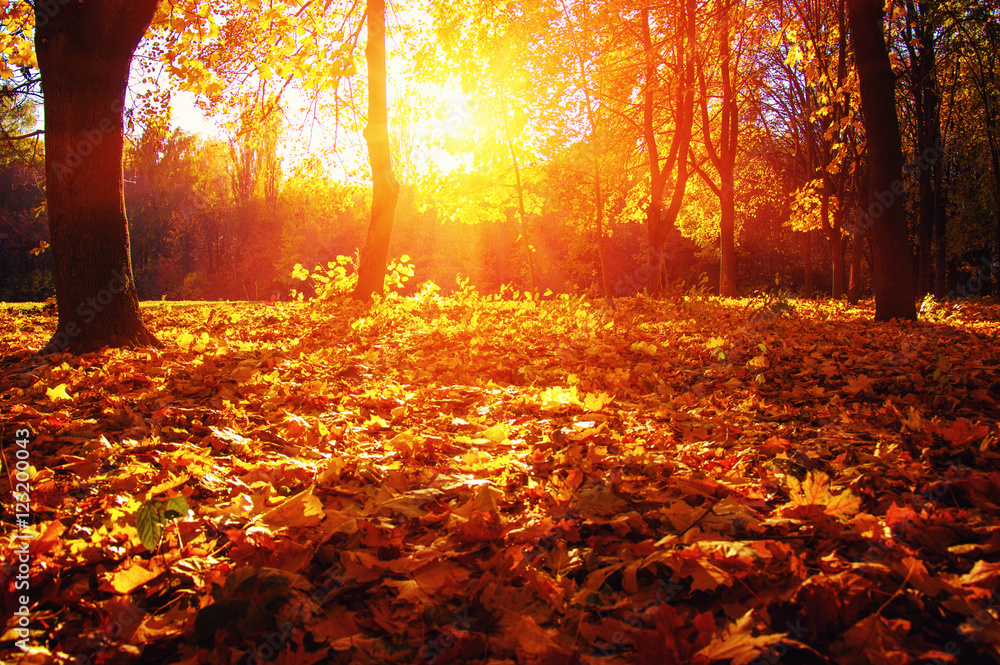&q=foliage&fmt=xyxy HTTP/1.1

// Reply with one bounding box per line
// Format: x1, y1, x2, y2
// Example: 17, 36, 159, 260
3, 295, 999, 662
744, 287, 796, 326
136, 496, 191, 550
290, 254, 414, 302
